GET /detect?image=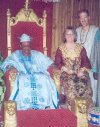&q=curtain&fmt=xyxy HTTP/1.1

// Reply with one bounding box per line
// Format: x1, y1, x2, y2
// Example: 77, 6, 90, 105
51, 0, 100, 59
